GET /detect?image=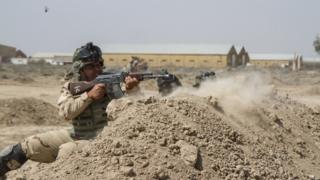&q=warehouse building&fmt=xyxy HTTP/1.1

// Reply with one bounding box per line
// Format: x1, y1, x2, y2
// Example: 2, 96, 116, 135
249, 54, 296, 68
102, 44, 239, 69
